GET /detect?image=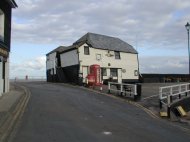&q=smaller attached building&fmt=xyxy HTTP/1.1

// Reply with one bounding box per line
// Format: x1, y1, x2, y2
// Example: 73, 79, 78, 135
46, 32, 139, 84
